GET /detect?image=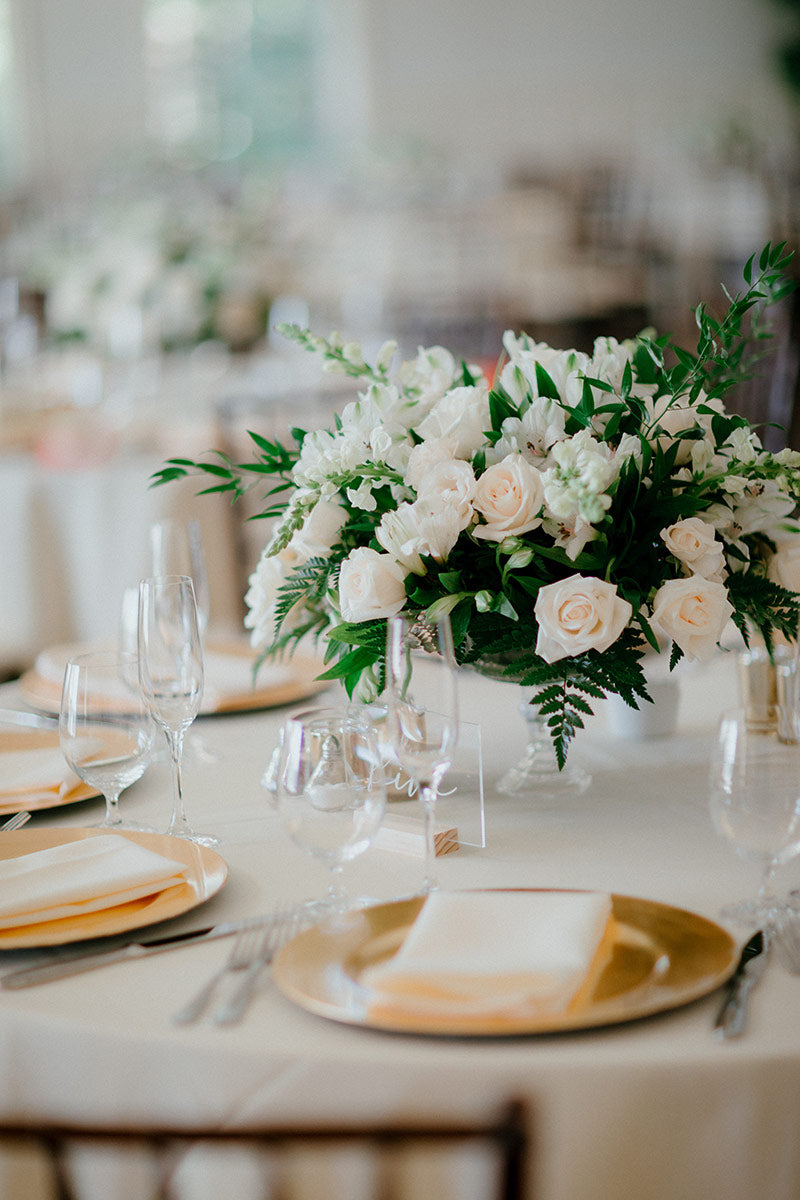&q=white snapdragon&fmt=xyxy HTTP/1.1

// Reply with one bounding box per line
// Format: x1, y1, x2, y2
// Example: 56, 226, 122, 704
542, 430, 616, 525
293, 426, 367, 487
